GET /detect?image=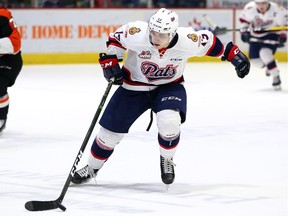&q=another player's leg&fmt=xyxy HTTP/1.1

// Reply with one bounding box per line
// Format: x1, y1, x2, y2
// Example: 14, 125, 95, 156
157, 109, 181, 185
71, 127, 124, 184
267, 61, 281, 90
259, 48, 281, 90
0, 54, 22, 134
0, 118, 7, 134
0, 79, 9, 134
